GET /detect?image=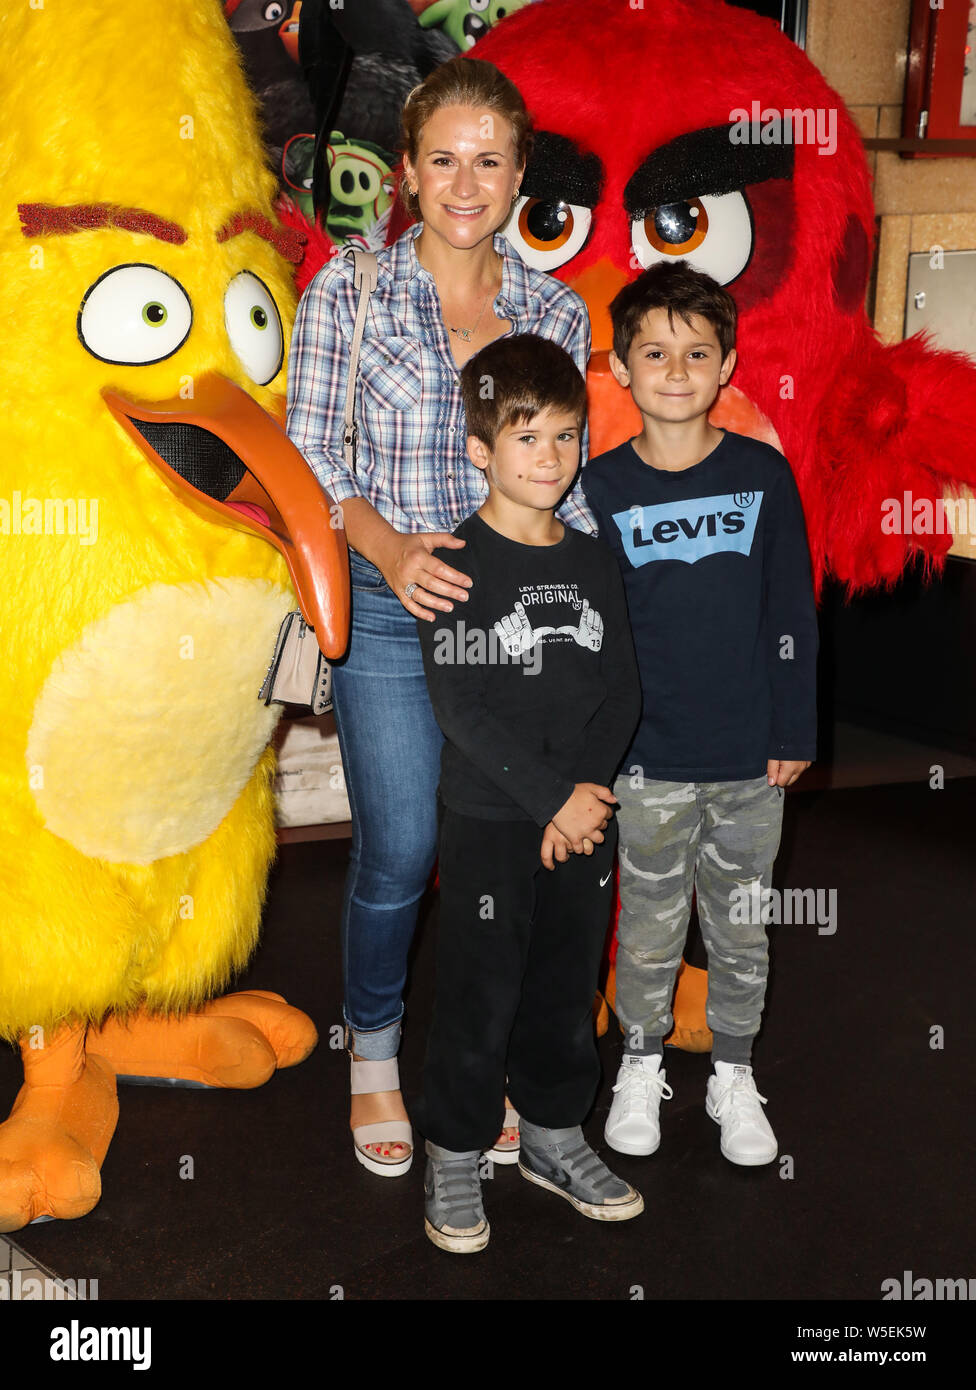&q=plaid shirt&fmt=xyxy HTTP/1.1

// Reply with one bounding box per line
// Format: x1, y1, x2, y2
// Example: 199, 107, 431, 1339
286, 223, 596, 540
